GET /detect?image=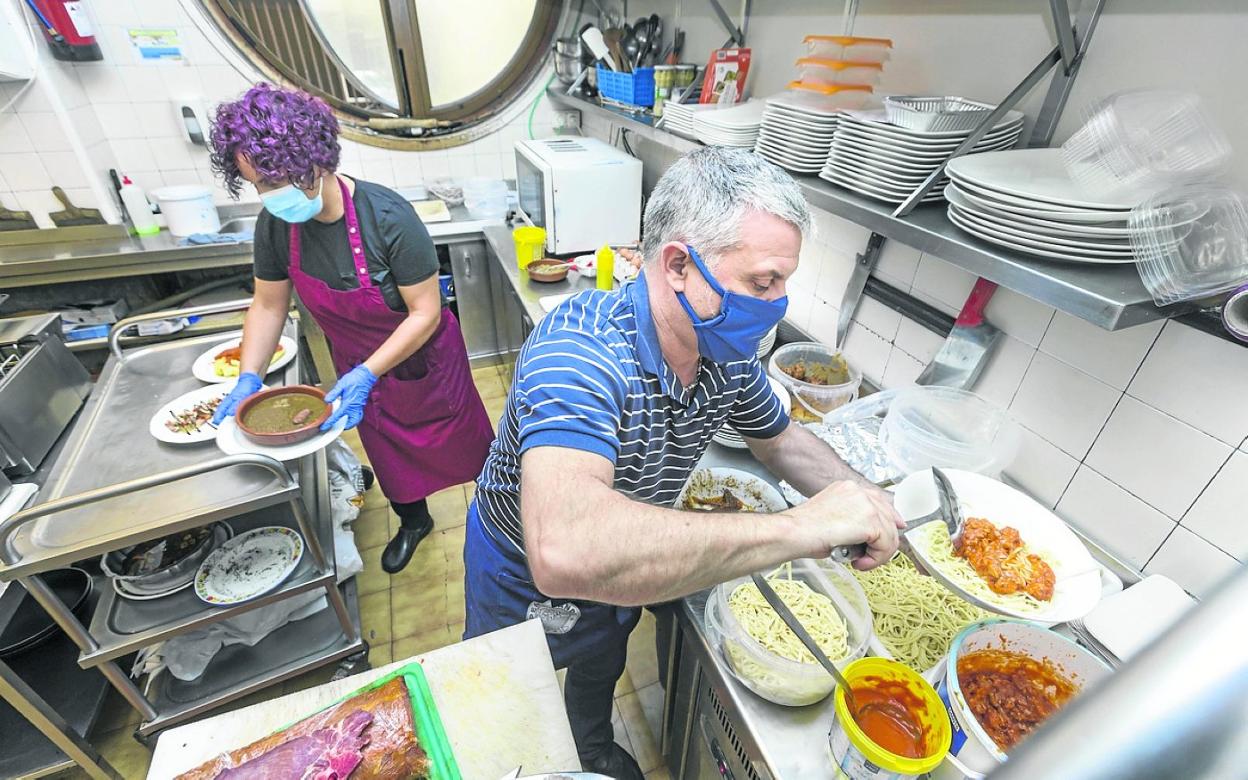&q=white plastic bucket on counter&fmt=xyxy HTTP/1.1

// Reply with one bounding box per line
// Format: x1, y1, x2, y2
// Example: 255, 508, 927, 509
150, 185, 220, 236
